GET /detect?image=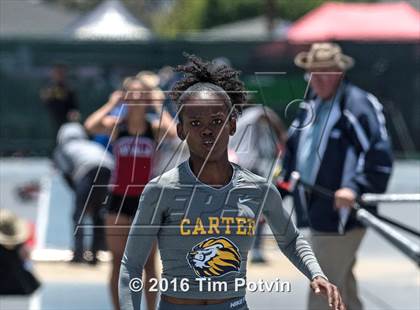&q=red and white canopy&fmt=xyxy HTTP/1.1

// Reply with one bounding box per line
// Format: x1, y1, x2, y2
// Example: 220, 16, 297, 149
288, 2, 420, 42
